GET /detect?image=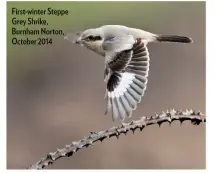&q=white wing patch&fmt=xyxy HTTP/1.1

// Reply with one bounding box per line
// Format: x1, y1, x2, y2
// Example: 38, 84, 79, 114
108, 72, 135, 98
